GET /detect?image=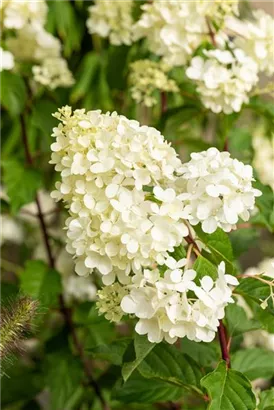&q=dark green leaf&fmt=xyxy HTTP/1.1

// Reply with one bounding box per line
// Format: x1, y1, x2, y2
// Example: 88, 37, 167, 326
89, 338, 131, 366
235, 276, 274, 315
1, 71, 27, 116
193, 256, 218, 281
107, 45, 130, 90
1, 360, 43, 406
225, 304, 260, 337
201, 361, 256, 410
45, 350, 83, 410
122, 334, 156, 382
31, 100, 58, 139
232, 348, 274, 380
137, 343, 204, 395
20, 260, 62, 307
181, 339, 218, 368
70, 52, 101, 104
2, 160, 42, 214
194, 226, 235, 274
229, 228, 259, 258
112, 372, 183, 404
